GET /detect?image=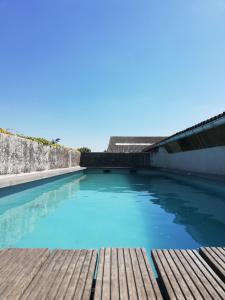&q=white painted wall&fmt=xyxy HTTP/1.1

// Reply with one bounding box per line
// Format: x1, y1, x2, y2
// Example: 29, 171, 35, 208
150, 146, 225, 175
